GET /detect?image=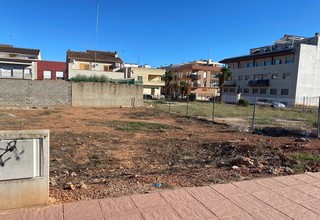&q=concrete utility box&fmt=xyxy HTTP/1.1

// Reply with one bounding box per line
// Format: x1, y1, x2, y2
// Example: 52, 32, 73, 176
0, 130, 49, 210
